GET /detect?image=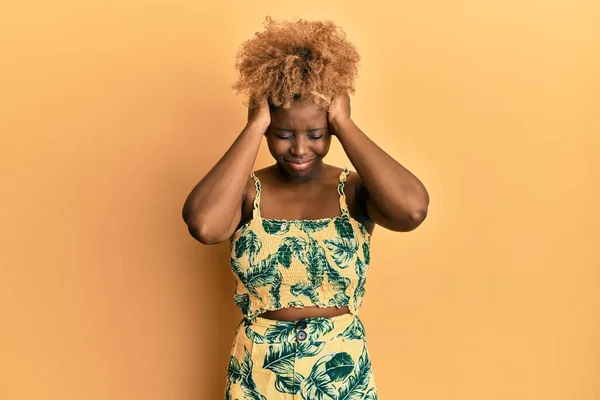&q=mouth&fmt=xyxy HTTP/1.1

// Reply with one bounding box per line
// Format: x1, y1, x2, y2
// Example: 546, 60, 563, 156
285, 159, 314, 171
